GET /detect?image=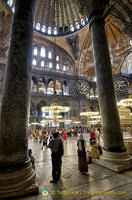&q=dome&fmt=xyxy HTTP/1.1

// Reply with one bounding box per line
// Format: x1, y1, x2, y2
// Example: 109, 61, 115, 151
5, 0, 88, 36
